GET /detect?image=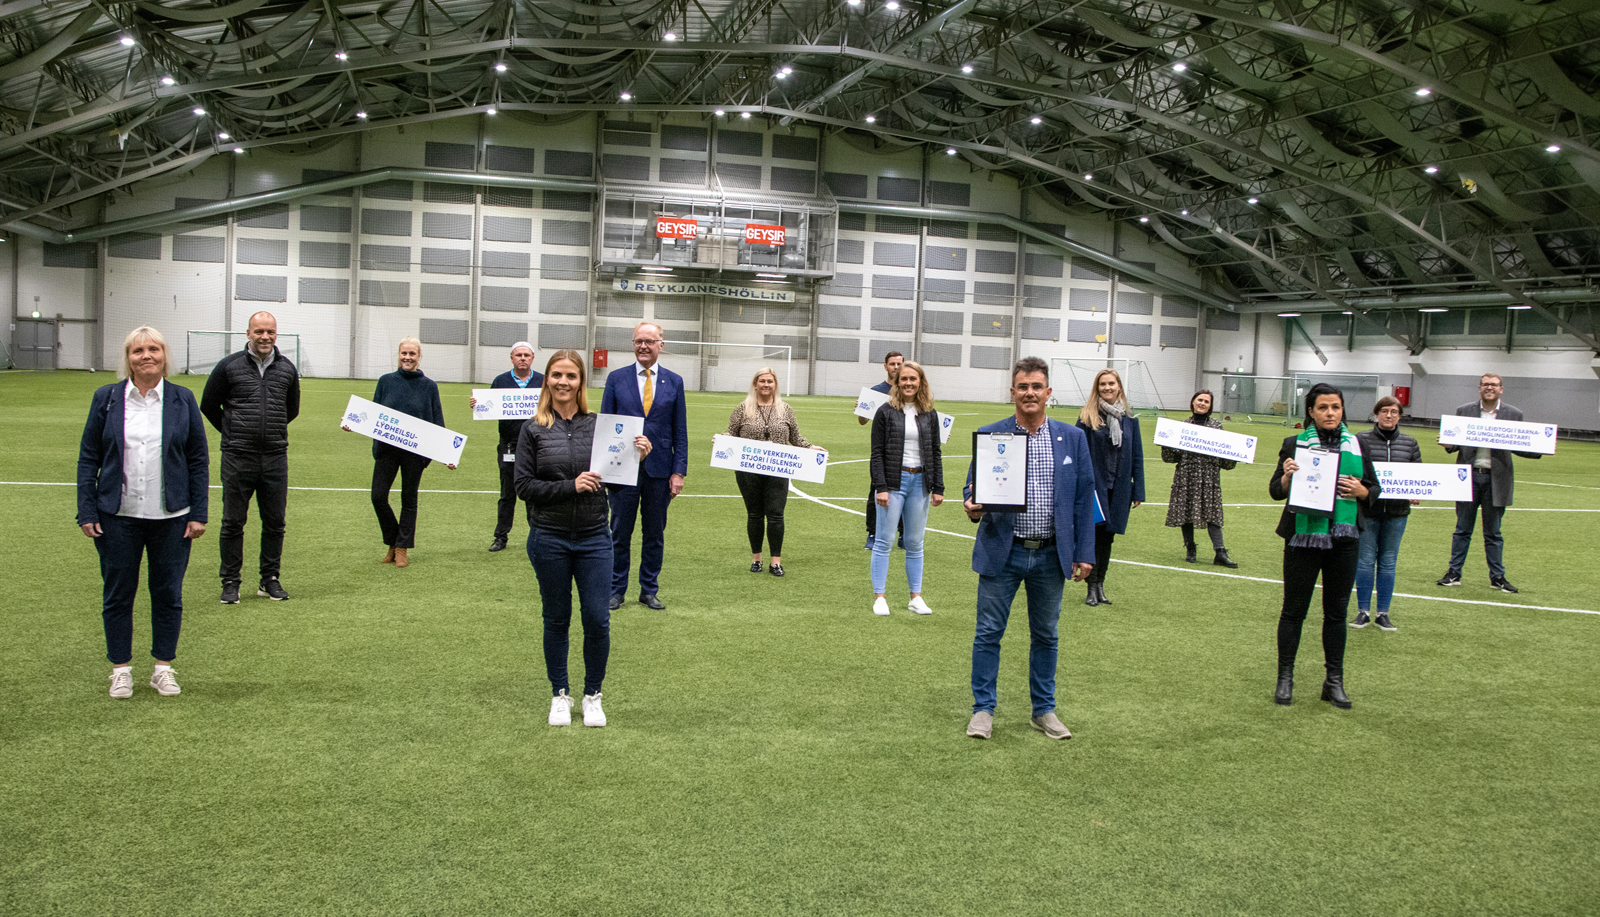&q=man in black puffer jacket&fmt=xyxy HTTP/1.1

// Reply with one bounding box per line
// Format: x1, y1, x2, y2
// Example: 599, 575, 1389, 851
200, 311, 301, 605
